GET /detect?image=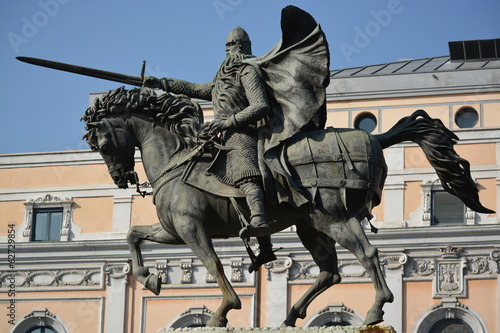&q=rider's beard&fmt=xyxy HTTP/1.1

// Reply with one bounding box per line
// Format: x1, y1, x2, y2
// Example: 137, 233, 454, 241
214, 51, 253, 81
